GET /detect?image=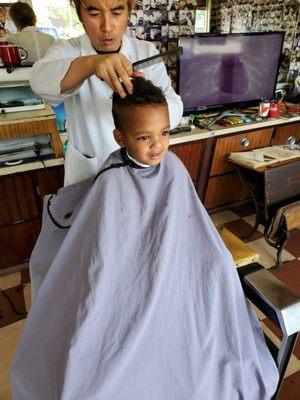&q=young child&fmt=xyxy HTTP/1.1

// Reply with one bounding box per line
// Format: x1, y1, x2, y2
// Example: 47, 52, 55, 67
11, 78, 278, 400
